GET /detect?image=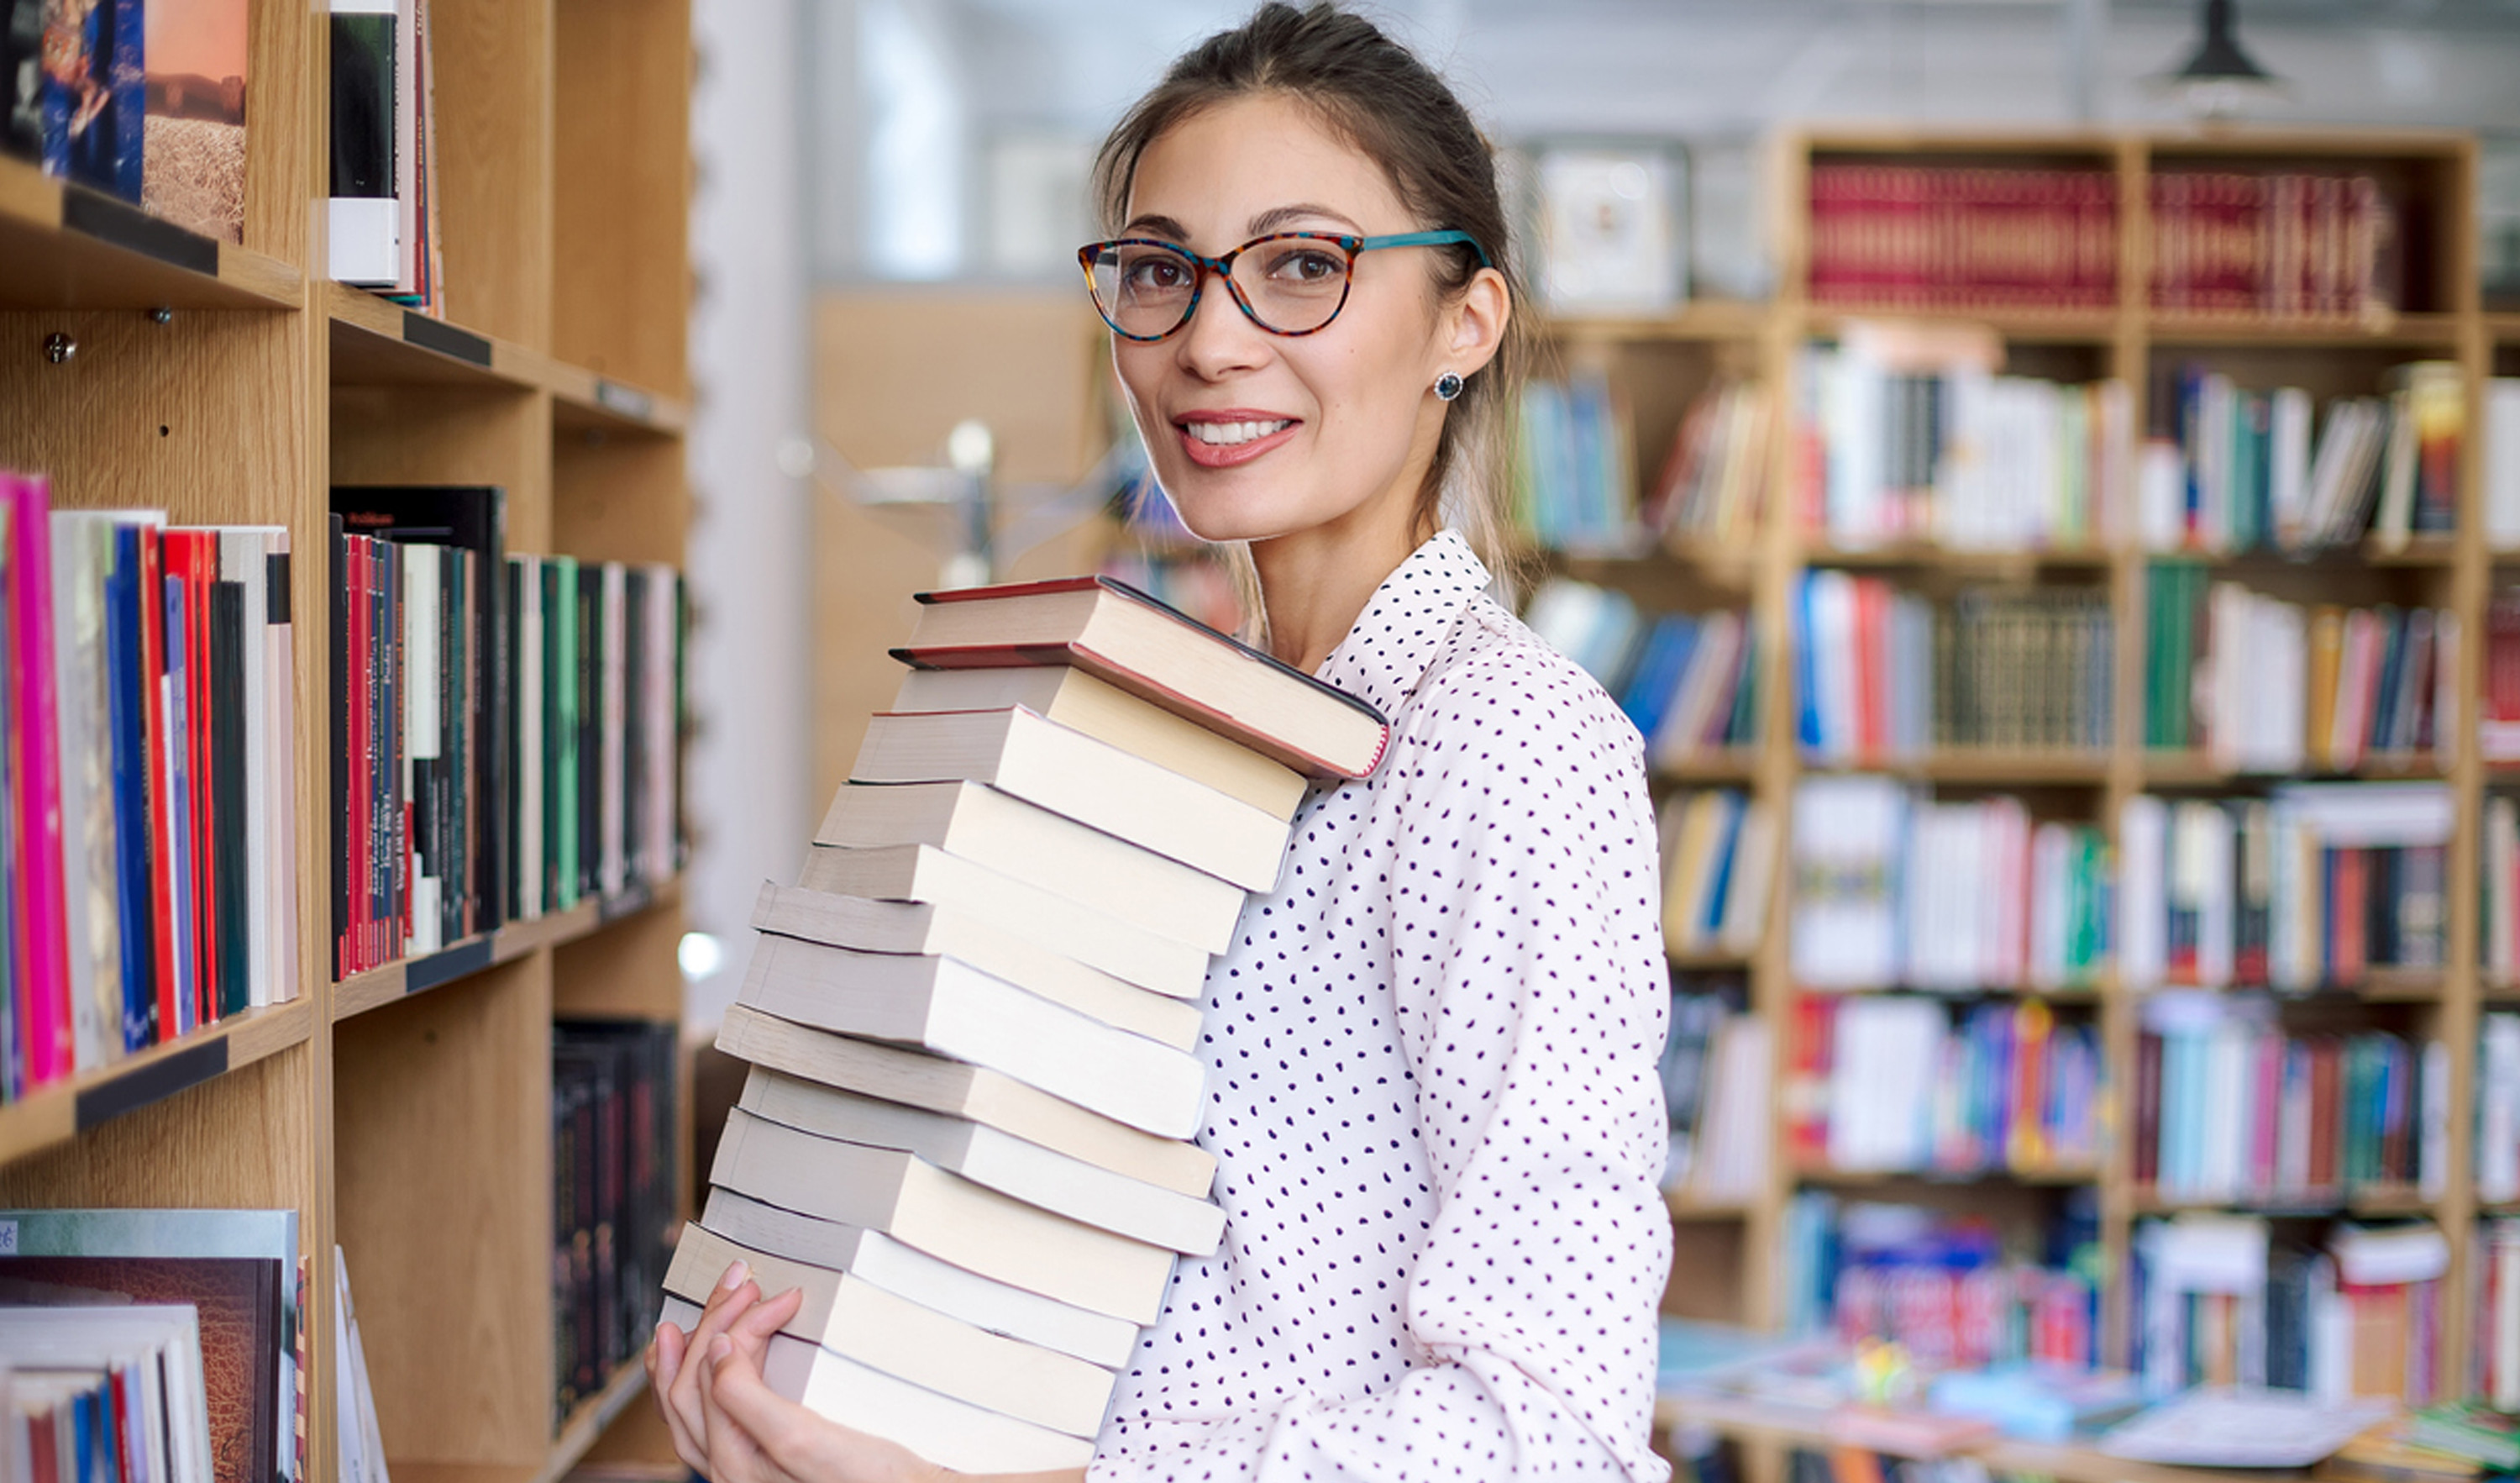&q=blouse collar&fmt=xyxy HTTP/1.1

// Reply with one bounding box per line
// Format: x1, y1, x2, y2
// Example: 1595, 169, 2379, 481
1315, 528, 1494, 723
